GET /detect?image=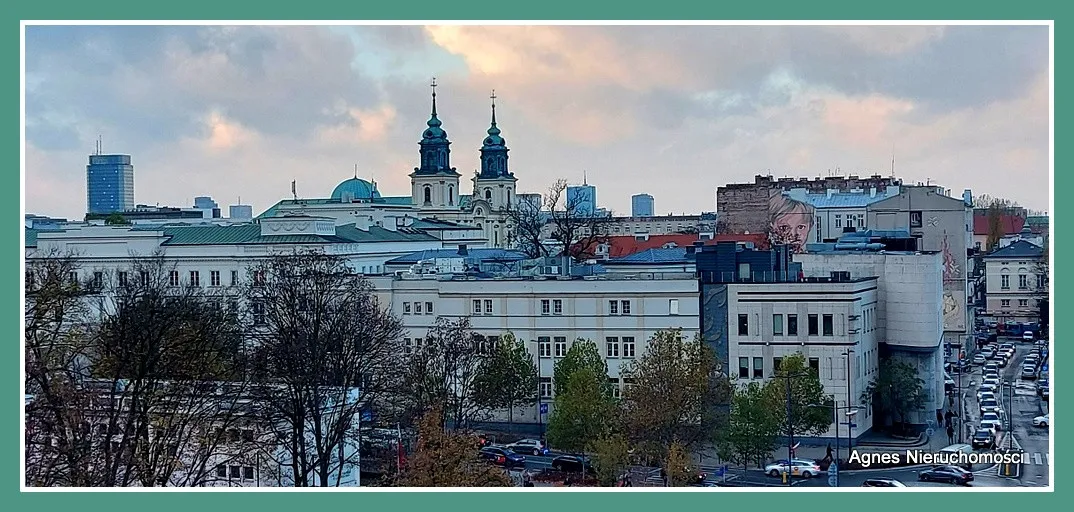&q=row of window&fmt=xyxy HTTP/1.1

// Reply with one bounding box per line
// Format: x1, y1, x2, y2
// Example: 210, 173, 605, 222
403, 335, 641, 360
738, 313, 837, 337
537, 376, 636, 399
215, 464, 256, 482
402, 302, 435, 315
738, 356, 823, 379
1000, 299, 1036, 308
999, 274, 1045, 290
462, 299, 647, 316
56, 270, 256, 289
